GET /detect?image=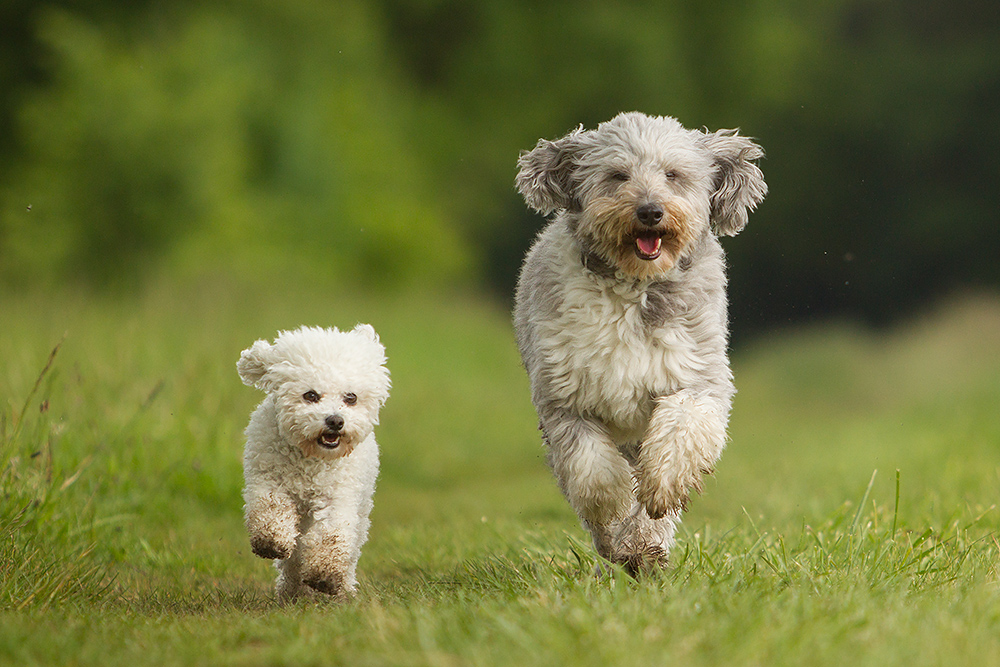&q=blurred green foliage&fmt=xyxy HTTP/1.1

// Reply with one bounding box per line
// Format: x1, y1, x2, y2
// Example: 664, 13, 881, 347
0, 0, 469, 289
1, 0, 998, 332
